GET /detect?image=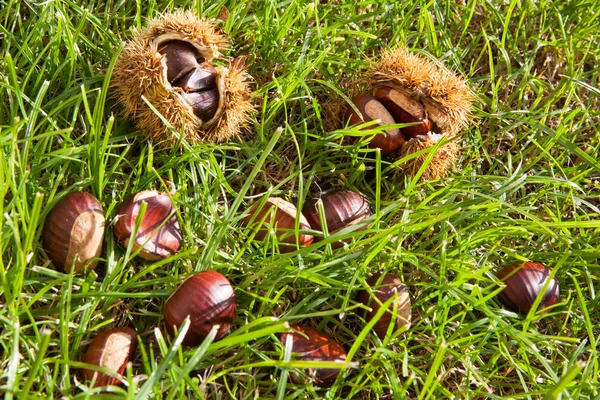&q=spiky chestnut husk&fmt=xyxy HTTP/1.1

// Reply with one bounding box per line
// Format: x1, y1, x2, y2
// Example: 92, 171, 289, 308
112, 10, 253, 146
332, 47, 473, 180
